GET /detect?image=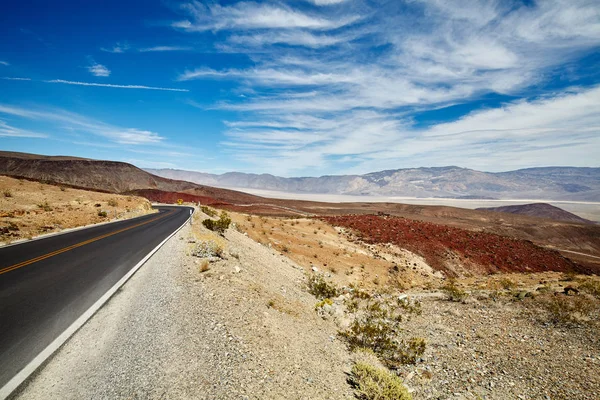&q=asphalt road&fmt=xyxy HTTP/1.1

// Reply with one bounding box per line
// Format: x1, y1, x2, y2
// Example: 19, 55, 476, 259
0, 206, 193, 390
